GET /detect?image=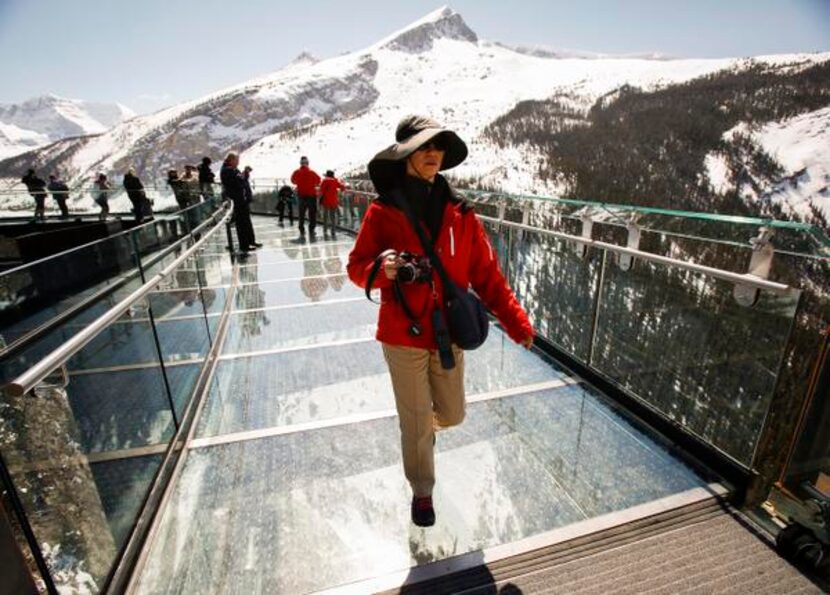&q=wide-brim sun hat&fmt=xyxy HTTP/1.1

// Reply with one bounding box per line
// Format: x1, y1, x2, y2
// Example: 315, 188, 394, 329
368, 115, 468, 193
